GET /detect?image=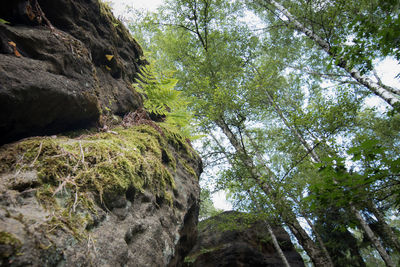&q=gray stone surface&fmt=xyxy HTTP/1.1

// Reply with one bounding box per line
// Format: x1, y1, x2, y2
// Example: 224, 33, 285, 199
185, 211, 305, 267
0, 136, 202, 266
0, 0, 145, 144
